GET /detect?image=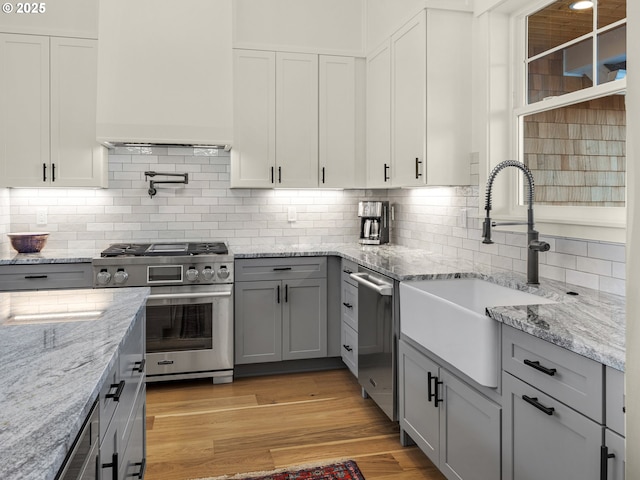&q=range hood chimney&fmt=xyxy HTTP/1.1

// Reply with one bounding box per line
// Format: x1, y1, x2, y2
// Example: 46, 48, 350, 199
95, 0, 233, 147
